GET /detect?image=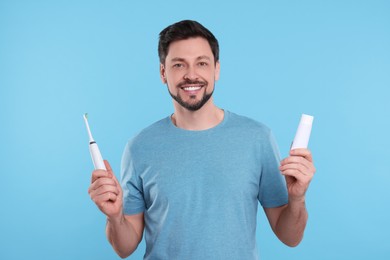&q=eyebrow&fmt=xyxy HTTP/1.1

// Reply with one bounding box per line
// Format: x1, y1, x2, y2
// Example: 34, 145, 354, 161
170, 56, 211, 62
